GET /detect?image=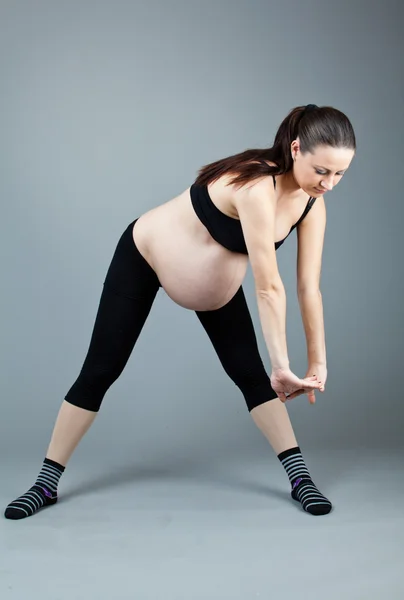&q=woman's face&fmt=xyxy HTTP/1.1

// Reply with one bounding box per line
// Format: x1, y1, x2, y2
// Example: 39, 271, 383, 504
292, 141, 355, 197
